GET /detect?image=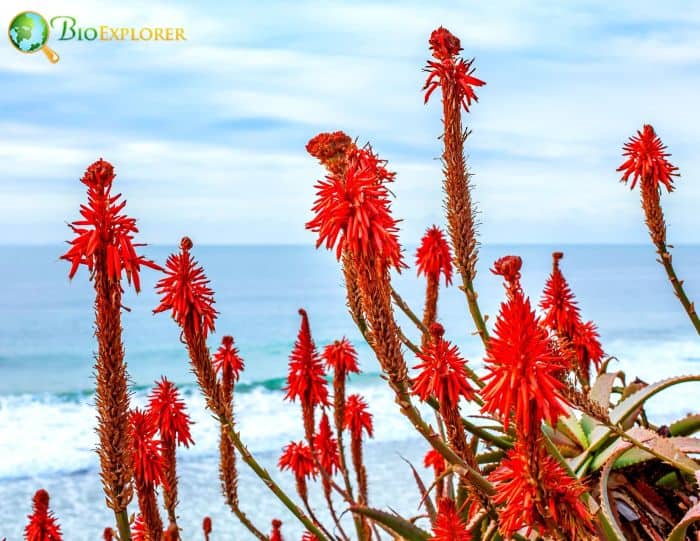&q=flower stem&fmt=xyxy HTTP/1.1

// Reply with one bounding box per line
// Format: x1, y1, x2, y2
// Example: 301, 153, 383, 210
222, 419, 330, 541
115, 509, 132, 541
655, 243, 700, 335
